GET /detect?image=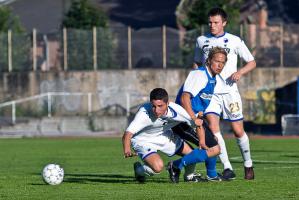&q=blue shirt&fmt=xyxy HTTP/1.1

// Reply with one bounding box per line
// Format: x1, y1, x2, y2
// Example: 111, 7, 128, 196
176, 66, 216, 114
